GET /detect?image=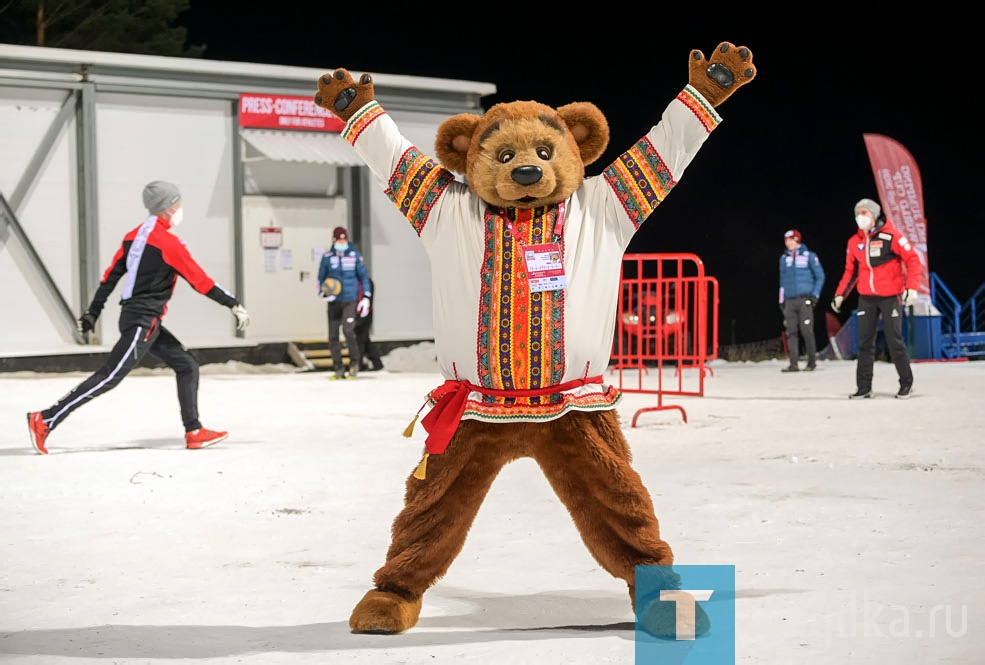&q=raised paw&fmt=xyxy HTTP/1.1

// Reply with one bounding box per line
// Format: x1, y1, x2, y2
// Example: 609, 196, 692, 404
314, 69, 376, 122
687, 41, 756, 107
